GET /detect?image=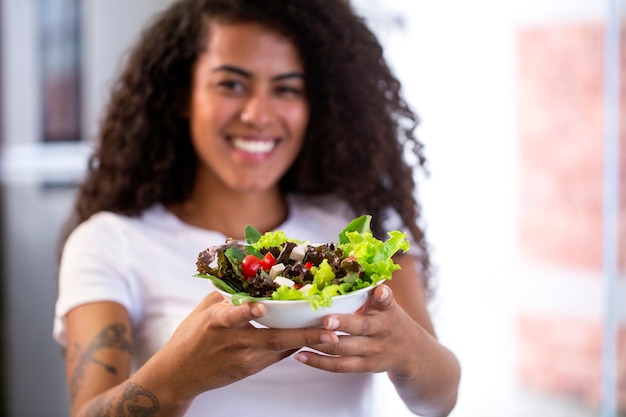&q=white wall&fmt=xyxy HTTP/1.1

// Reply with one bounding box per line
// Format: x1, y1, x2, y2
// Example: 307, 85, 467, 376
355, 1, 518, 414
352, 0, 611, 416
1, 0, 40, 145
81, 0, 174, 141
